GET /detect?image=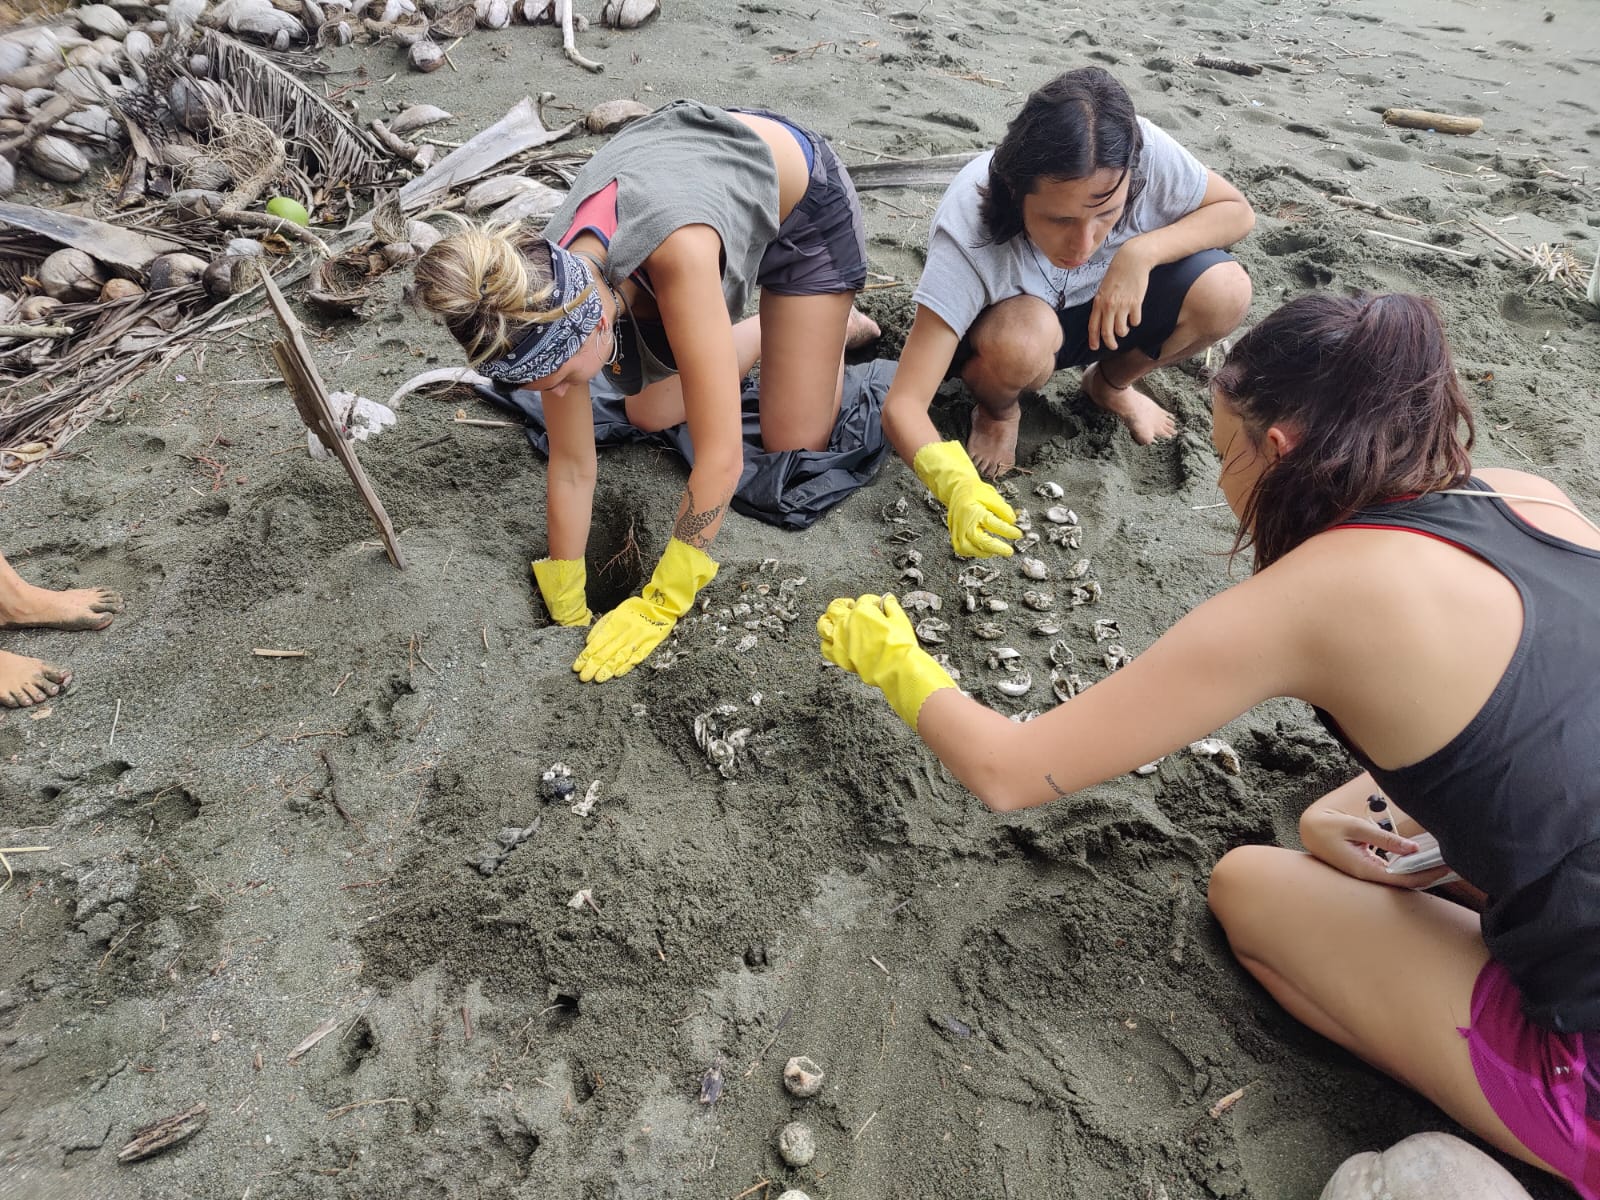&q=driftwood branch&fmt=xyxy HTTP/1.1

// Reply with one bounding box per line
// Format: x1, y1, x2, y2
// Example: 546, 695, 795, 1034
1383, 108, 1483, 135
0, 323, 75, 339
1193, 54, 1261, 76
117, 1102, 208, 1163
1326, 193, 1424, 226
1362, 228, 1476, 258
559, 0, 604, 72
845, 151, 981, 192
214, 211, 331, 253
370, 118, 421, 162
